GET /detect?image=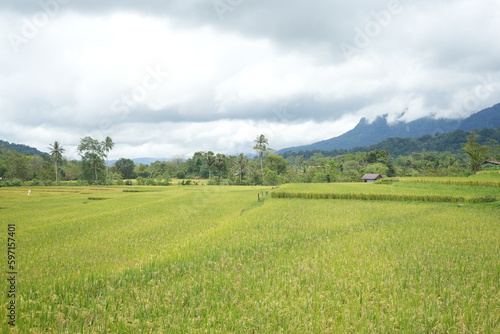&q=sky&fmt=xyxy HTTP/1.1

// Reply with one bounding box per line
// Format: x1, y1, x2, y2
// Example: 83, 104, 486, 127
1, 0, 499, 160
